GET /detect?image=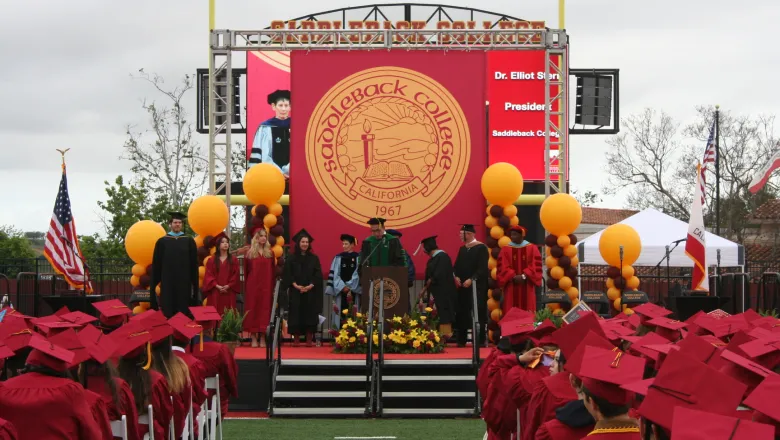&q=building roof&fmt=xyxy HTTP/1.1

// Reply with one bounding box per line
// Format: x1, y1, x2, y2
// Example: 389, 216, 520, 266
752, 199, 780, 220
581, 207, 639, 226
